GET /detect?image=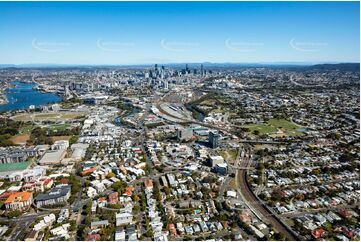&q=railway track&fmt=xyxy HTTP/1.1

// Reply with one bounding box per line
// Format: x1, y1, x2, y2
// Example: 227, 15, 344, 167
237, 169, 298, 240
